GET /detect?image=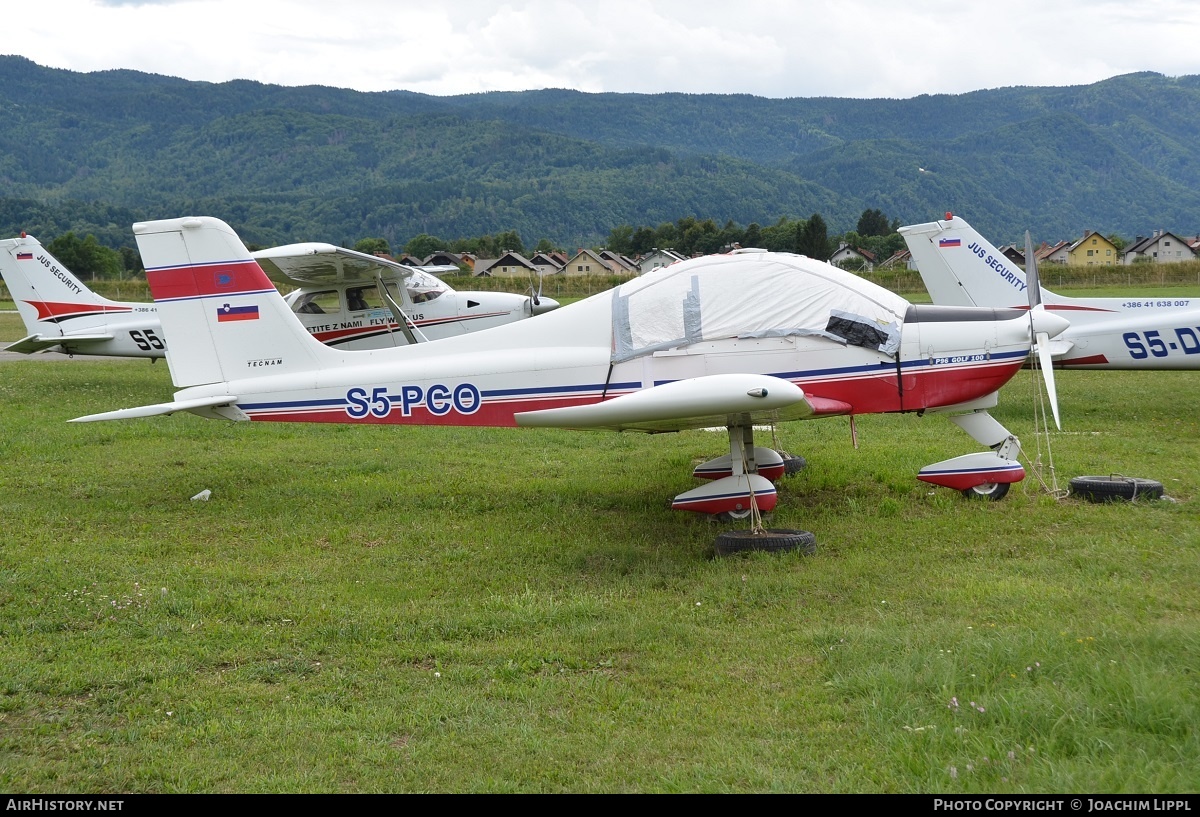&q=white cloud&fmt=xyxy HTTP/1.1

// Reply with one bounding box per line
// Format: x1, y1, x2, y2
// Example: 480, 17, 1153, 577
9, 0, 1200, 98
